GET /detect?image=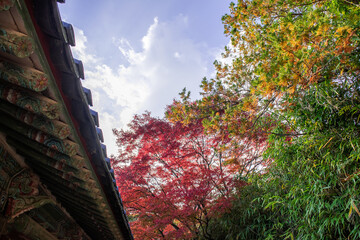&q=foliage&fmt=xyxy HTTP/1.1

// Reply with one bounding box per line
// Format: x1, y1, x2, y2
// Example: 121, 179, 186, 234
112, 113, 243, 239
166, 95, 271, 175
112, 0, 360, 239
202, 181, 283, 240
166, 0, 360, 239
167, 0, 360, 141
206, 79, 360, 239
